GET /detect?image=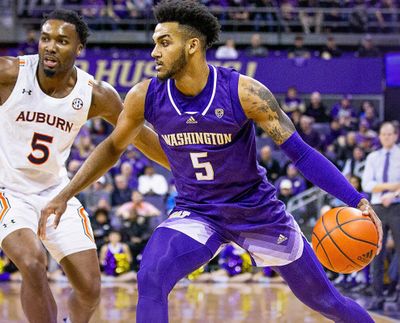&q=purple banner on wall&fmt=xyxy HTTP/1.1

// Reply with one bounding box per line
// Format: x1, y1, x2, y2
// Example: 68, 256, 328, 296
73, 49, 383, 95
